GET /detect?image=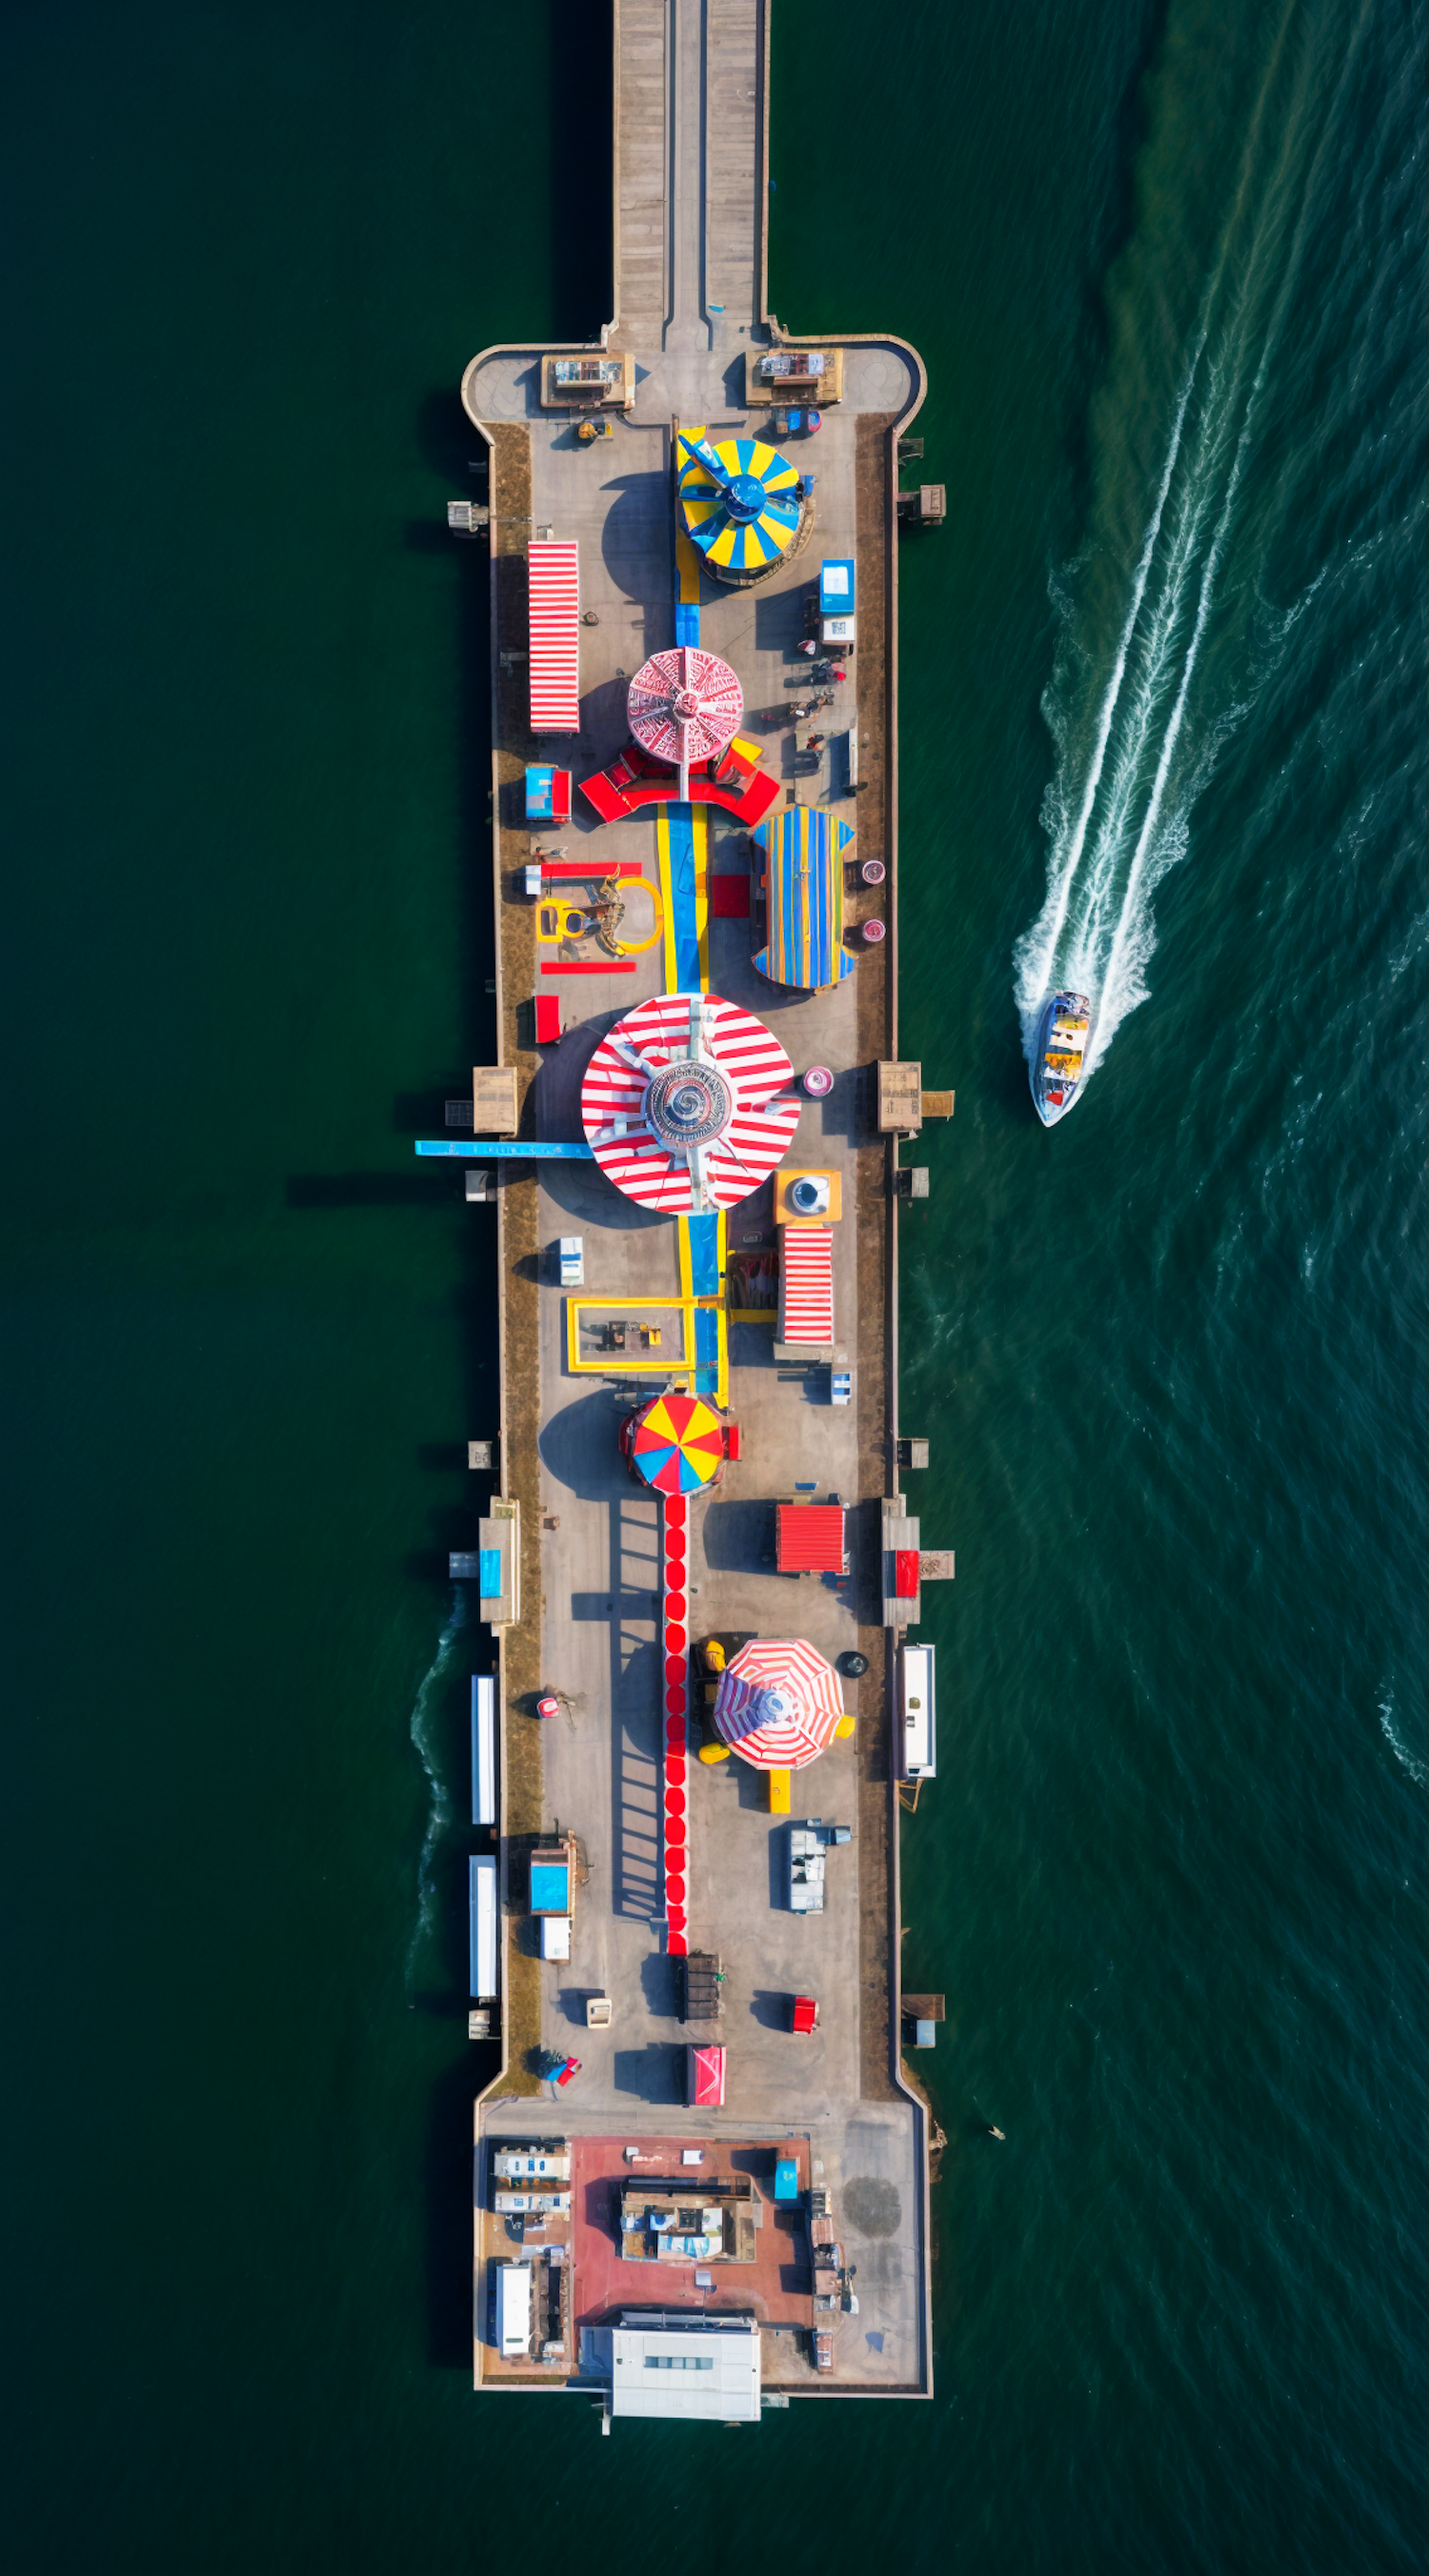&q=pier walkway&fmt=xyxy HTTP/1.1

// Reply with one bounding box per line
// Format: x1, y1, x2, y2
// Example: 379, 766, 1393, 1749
459, 0, 934, 2406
